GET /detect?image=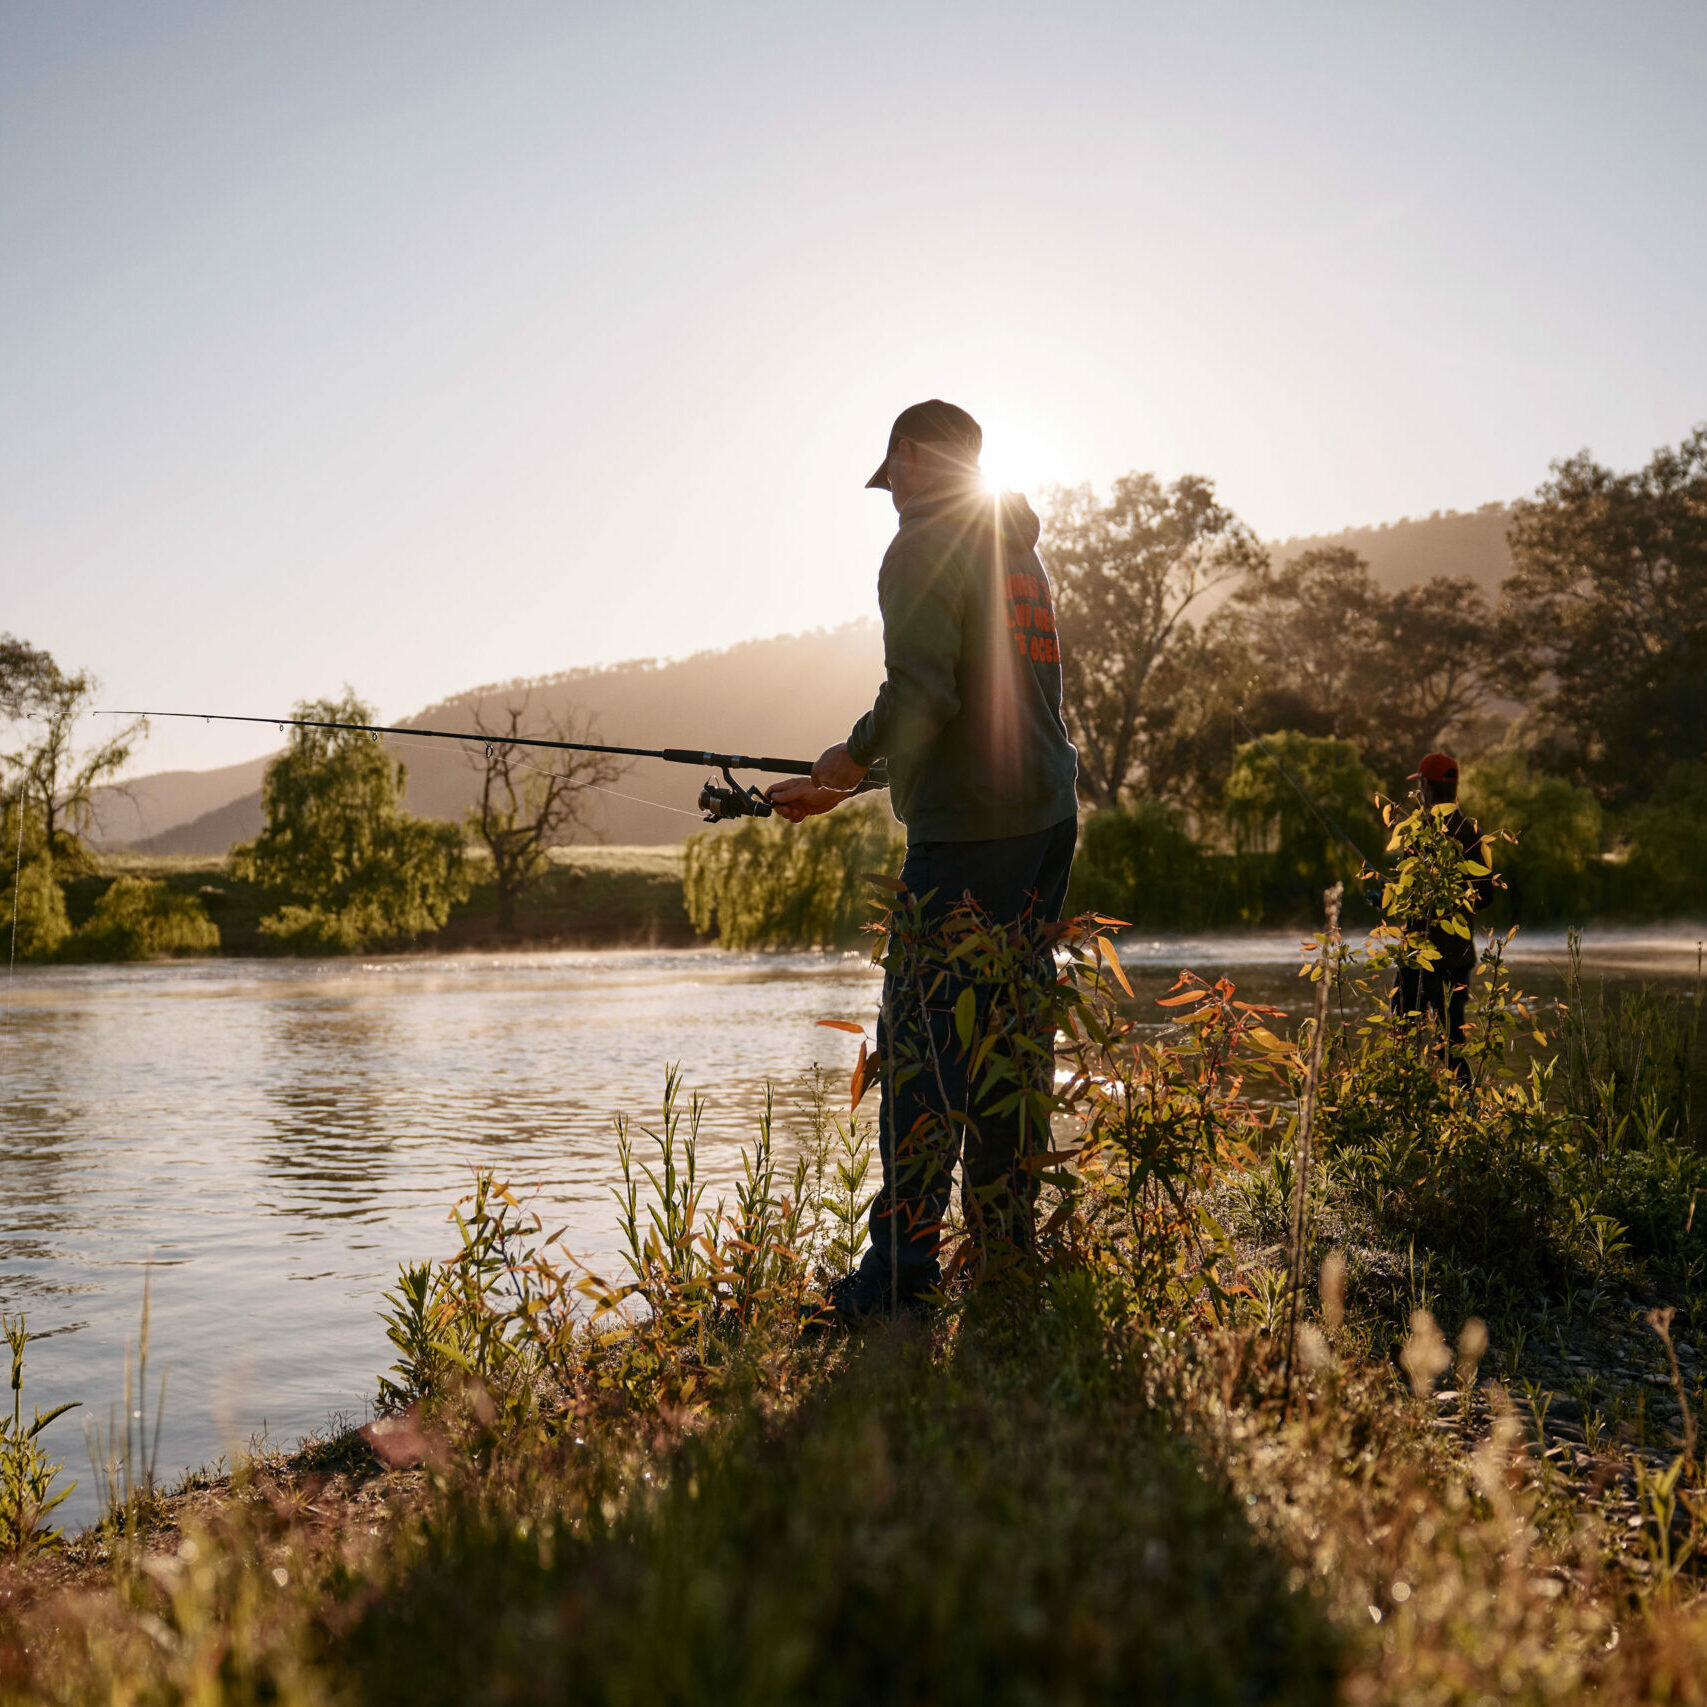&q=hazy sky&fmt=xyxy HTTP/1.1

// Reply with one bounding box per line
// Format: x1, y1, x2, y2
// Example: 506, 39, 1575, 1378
5, 2, 1704, 776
